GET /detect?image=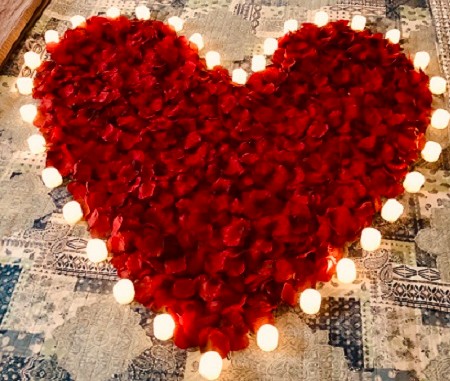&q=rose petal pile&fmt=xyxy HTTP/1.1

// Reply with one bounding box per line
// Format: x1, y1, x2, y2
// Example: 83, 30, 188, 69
33, 17, 432, 356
